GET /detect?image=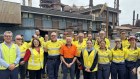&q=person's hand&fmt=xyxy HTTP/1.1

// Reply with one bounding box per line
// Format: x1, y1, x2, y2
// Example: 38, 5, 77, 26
86, 69, 91, 72
20, 61, 25, 65
76, 60, 81, 65
85, 68, 88, 72
8, 64, 16, 71
132, 68, 137, 75
85, 68, 90, 72
69, 63, 73, 67
65, 63, 69, 68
